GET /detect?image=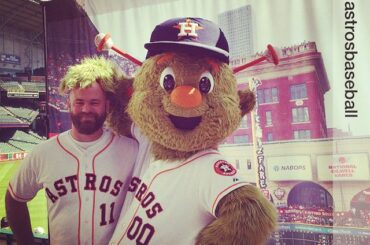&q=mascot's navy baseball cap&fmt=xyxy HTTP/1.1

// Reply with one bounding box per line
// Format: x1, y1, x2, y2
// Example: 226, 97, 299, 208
144, 17, 230, 64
